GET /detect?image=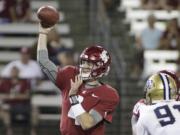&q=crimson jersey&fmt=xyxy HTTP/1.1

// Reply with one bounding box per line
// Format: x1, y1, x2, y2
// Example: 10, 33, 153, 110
55, 66, 119, 135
